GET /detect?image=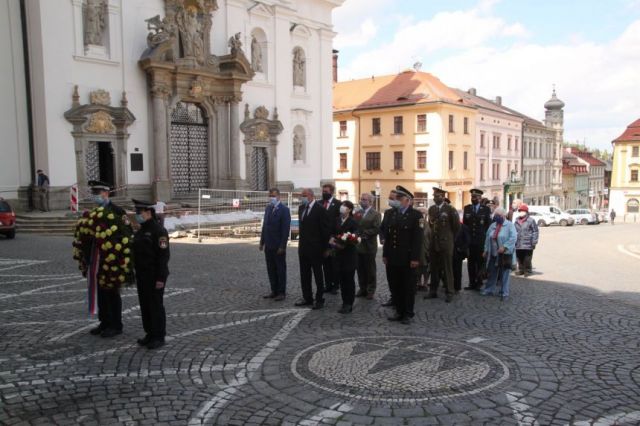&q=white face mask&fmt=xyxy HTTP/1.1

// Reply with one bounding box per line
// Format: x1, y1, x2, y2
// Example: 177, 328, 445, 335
516, 211, 527, 218
339, 205, 349, 215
